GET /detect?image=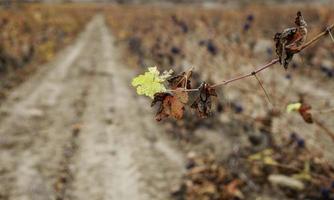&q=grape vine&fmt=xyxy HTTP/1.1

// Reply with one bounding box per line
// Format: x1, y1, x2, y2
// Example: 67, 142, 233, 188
132, 11, 334, 122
